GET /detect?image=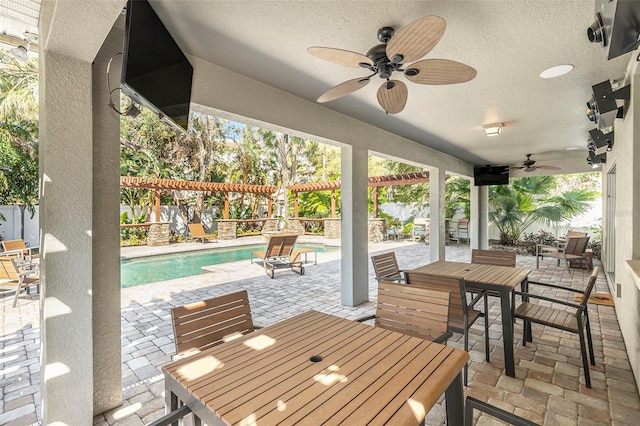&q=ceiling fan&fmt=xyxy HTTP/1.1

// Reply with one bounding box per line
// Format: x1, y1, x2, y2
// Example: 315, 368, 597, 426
510, 154, 561, 173
307, 16, 477, 114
